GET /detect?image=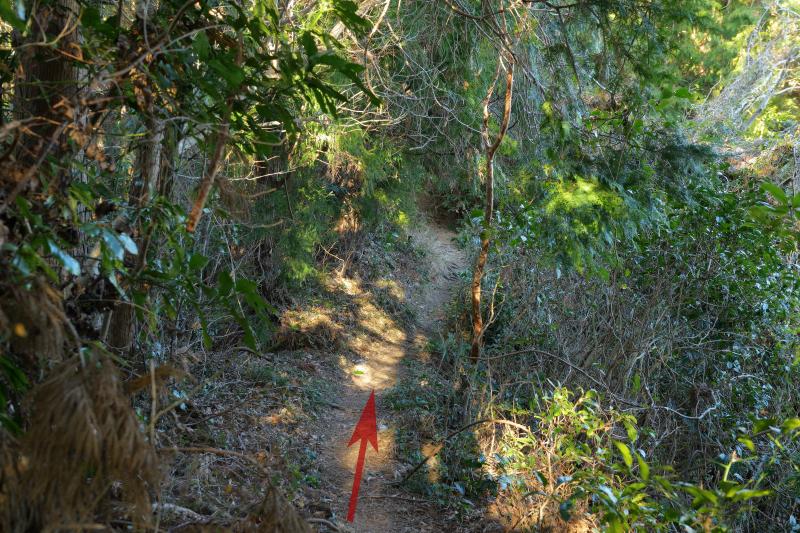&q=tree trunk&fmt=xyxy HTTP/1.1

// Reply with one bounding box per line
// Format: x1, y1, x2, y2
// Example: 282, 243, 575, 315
106, 117, 166, 355
106, 0, 168, 355
11, 0, 79, 185
469, 61, 514, 363
2, 0, 79, 368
